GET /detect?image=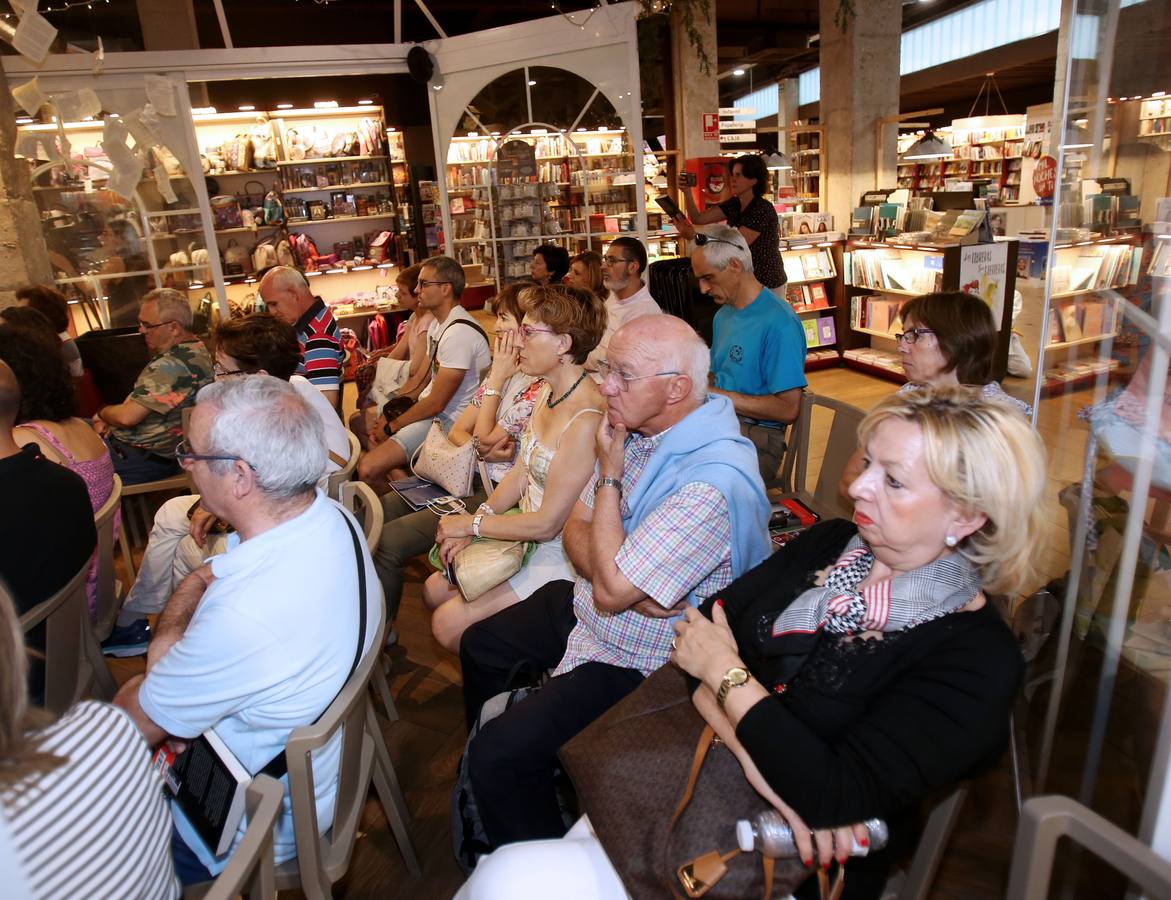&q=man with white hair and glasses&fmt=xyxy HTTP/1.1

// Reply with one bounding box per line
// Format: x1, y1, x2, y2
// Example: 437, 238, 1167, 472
114, 376, 382, 885
458, 314, 771, 850
92, 288, 213, 484
691, 224, 807, 487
